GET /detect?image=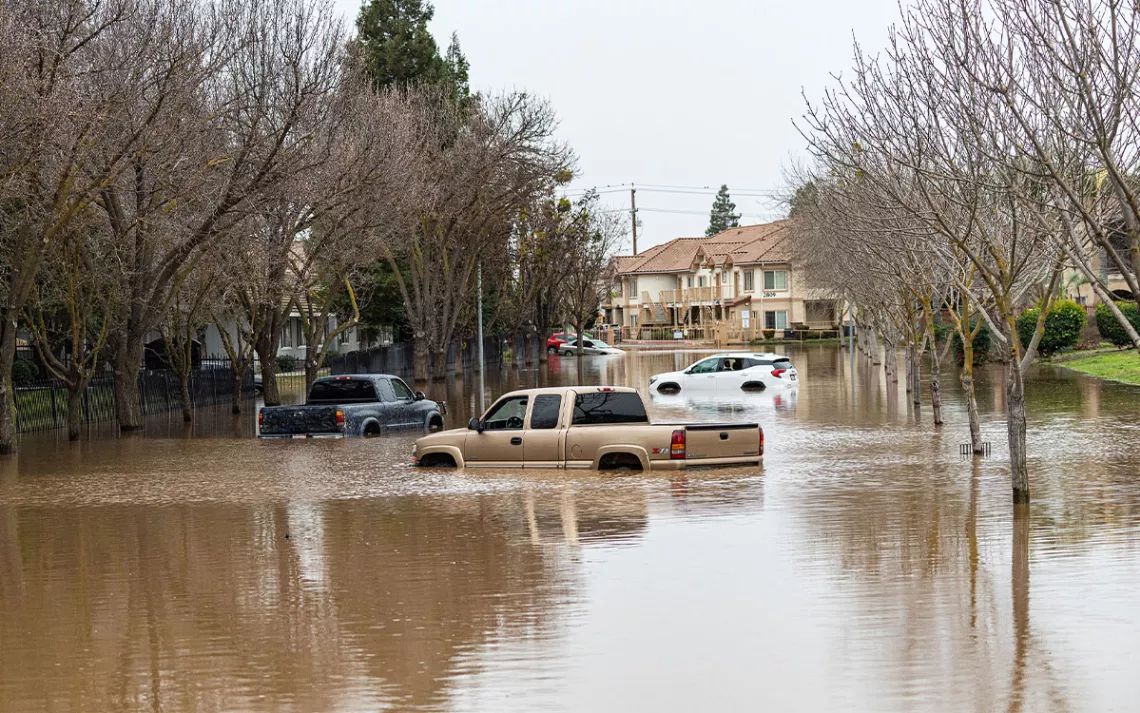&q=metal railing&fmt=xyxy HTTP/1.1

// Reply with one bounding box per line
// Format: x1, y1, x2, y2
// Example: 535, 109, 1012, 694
13, 356, 255, 433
